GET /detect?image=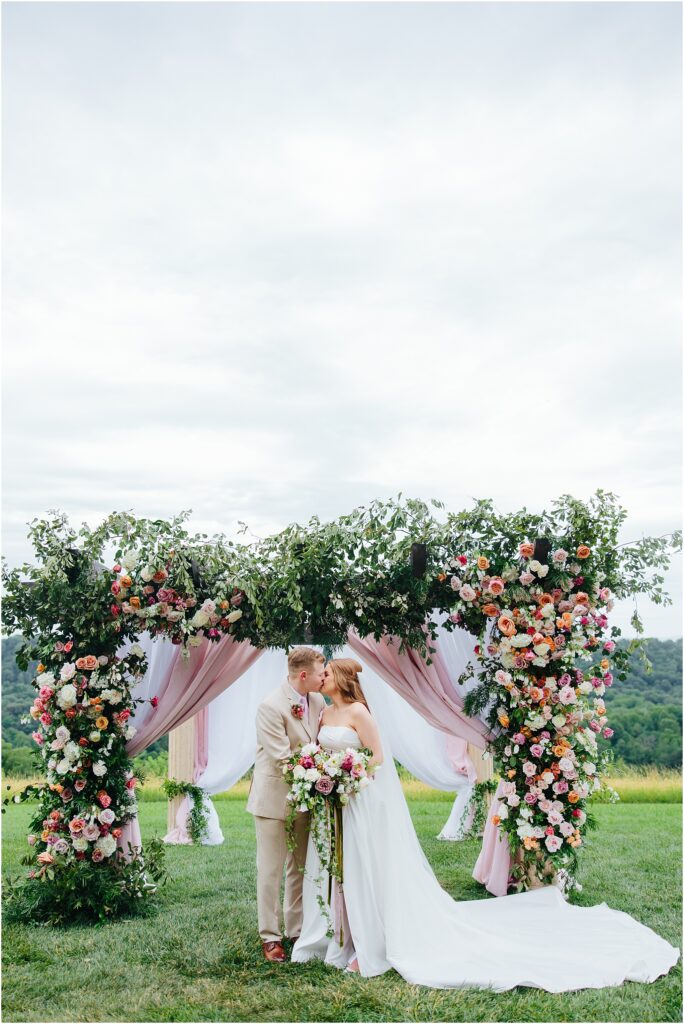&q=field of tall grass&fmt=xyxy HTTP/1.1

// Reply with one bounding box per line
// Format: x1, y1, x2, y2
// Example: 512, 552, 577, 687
3, 765, 681, 804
